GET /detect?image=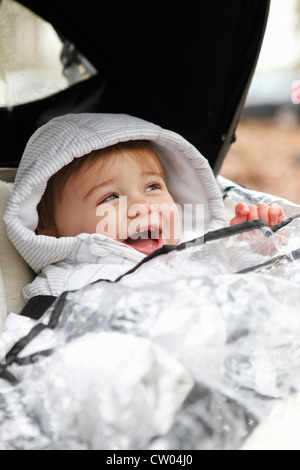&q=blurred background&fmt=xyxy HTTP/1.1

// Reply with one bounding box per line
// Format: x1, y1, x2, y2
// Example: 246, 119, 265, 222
0, 0, 96, 107
220, 0, 300, 204
0, 0, 300, 203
